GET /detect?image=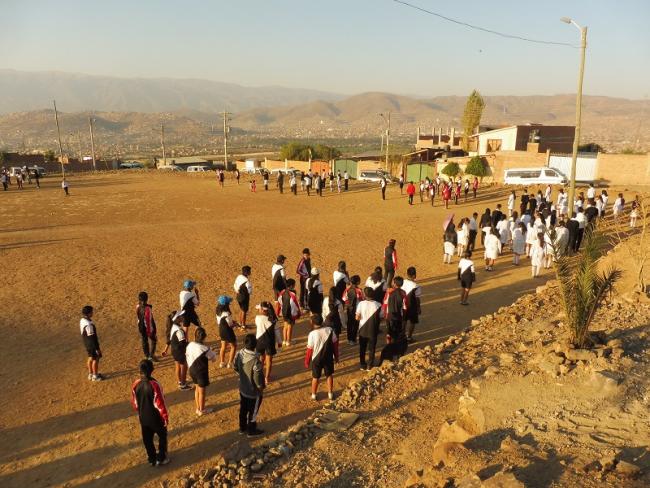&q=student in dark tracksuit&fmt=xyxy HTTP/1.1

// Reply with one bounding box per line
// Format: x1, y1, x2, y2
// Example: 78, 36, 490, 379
383, 239, 397, 287
520, 191, 530, 218
343, 275, 363, 345
131, 359, 170, 467
234, 334, 266, 437
380, 277, 408, 363
402, 267, 422, 343
306, 268, 324, 315
136, 292, 157, 361
296, 248, 312, 309
356, 287, 383, 370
